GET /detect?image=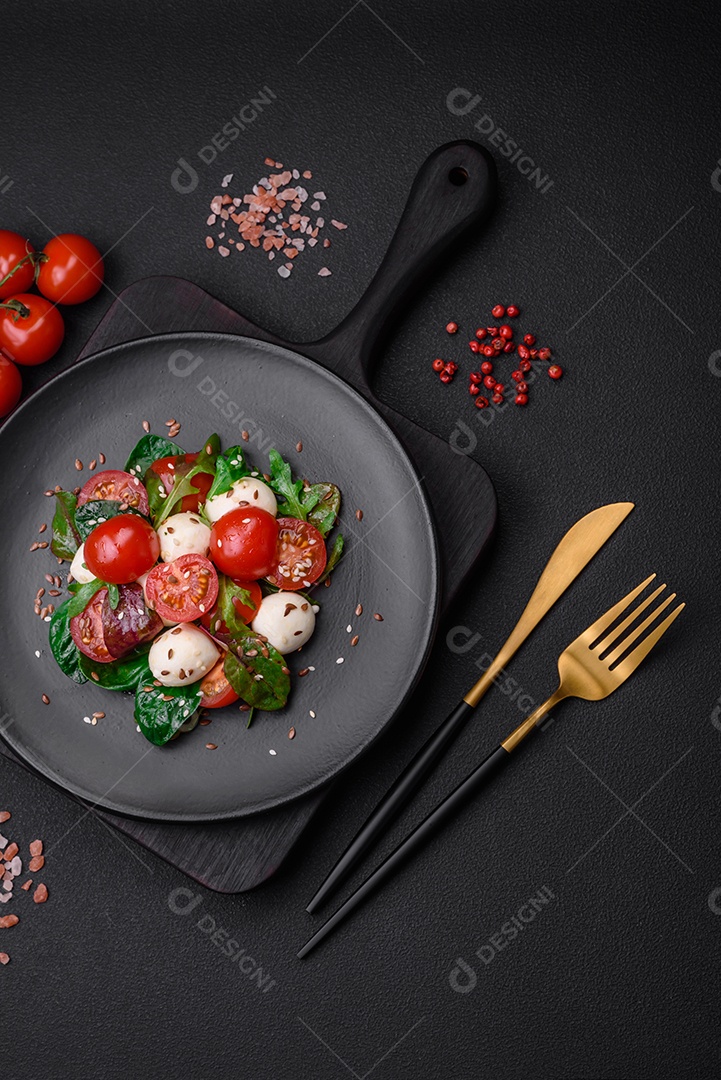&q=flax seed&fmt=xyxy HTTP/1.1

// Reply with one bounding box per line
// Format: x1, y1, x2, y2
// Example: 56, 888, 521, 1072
75, 458, 83, 470
44, 489, 54, 497
89, 459, 97, 471
355, 603, 363, 616
99, 453, 106, 465
38, 523, 47, 534
48, 589, 60, 597
288, 727, 296, 739
29, 542, 39, 552
355, 509, 363, 521
296, 440, 303, 453
41, 694, 50, 705
374, 613, 384, 621
205, 743, 217, 750
351, 635, 359, 646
